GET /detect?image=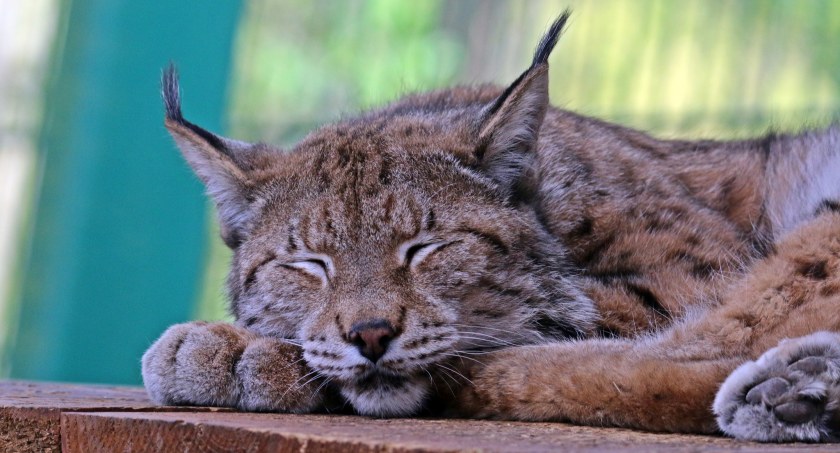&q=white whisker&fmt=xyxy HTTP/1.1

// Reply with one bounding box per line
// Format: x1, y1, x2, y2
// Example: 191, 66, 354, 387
434, 367, 458, 397
280, 368, 323, 399
440, 351, 485, 367
310, 377, 333, 402
436, 363, 474, 386
450, 323, 523, 335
